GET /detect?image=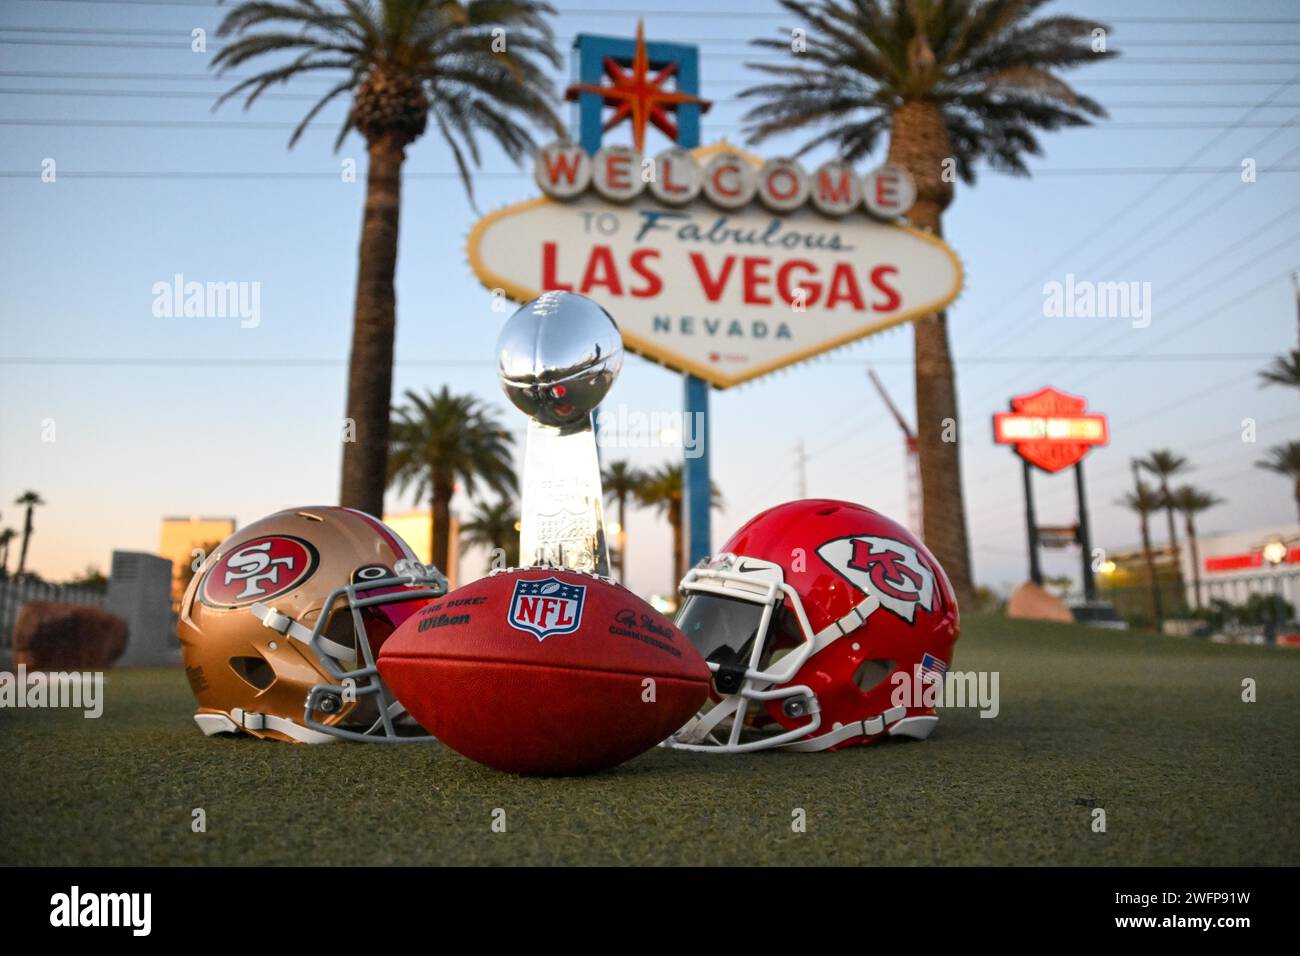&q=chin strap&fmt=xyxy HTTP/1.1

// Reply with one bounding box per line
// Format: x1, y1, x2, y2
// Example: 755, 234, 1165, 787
783, 705, 924, 751
250, 602, 357, 665
194, 709, 338, 744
